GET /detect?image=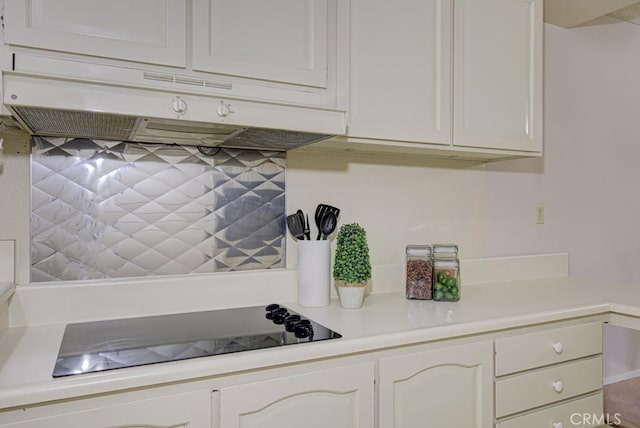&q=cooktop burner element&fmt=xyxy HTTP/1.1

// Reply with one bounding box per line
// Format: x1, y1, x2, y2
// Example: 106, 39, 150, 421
53, 304, 341, 377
